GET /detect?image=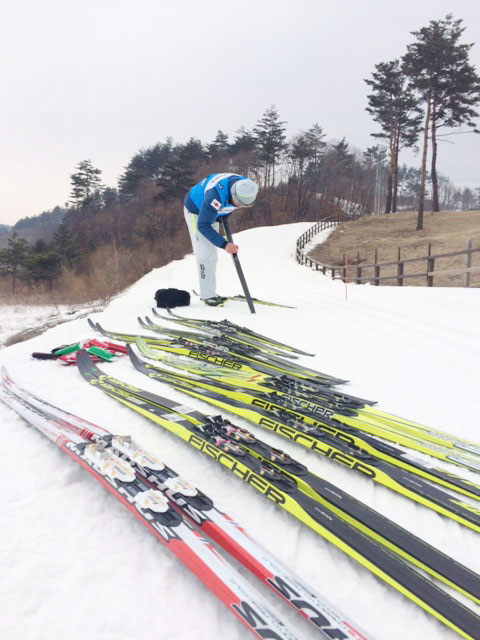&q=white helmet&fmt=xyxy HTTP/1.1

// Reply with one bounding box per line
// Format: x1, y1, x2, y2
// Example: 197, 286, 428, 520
231, 179, 259, 207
